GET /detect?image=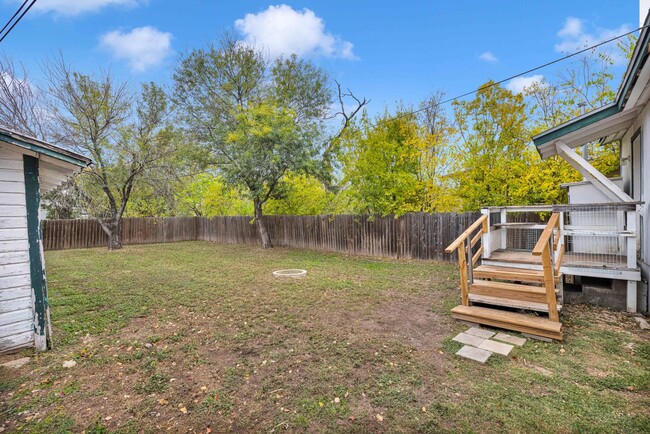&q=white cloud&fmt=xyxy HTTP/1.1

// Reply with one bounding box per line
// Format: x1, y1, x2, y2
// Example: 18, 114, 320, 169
478, 51, 498, 63
235, 4, 357, 59
29, 0, 146, 16
506, 74, 544, 93
555, 17, 631, 65
99, 26, 173, 72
